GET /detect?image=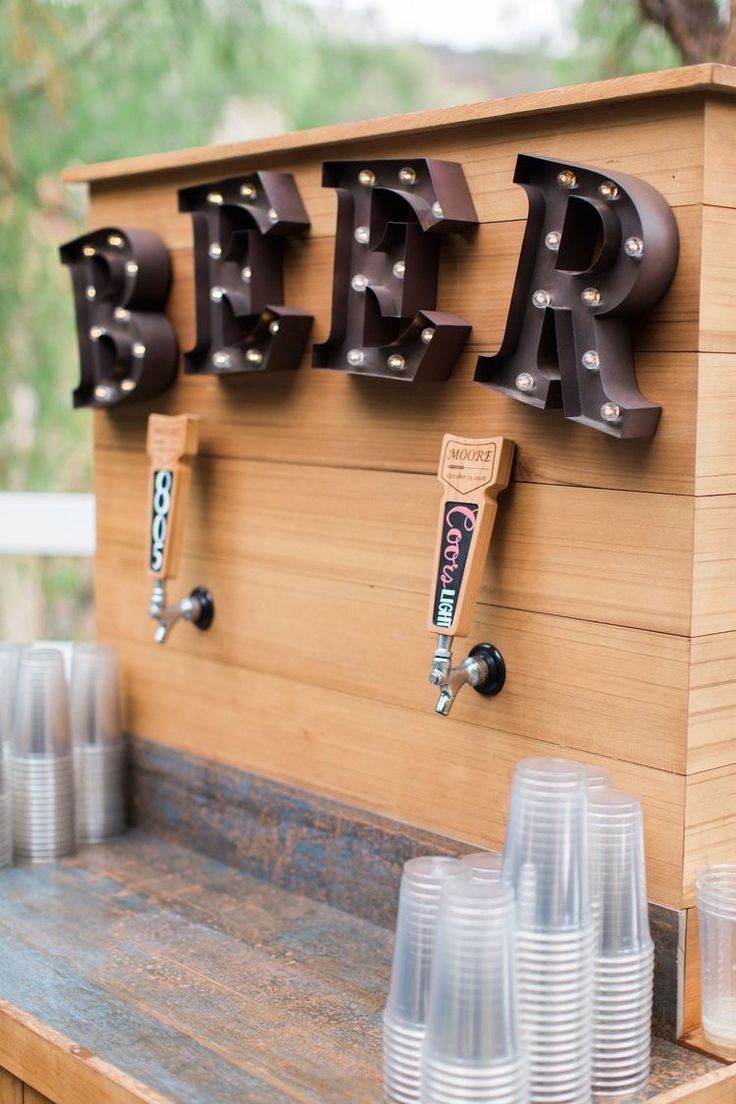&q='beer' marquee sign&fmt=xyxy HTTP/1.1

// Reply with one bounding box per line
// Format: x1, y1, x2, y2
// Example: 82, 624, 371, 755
60, 153, 679, 439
